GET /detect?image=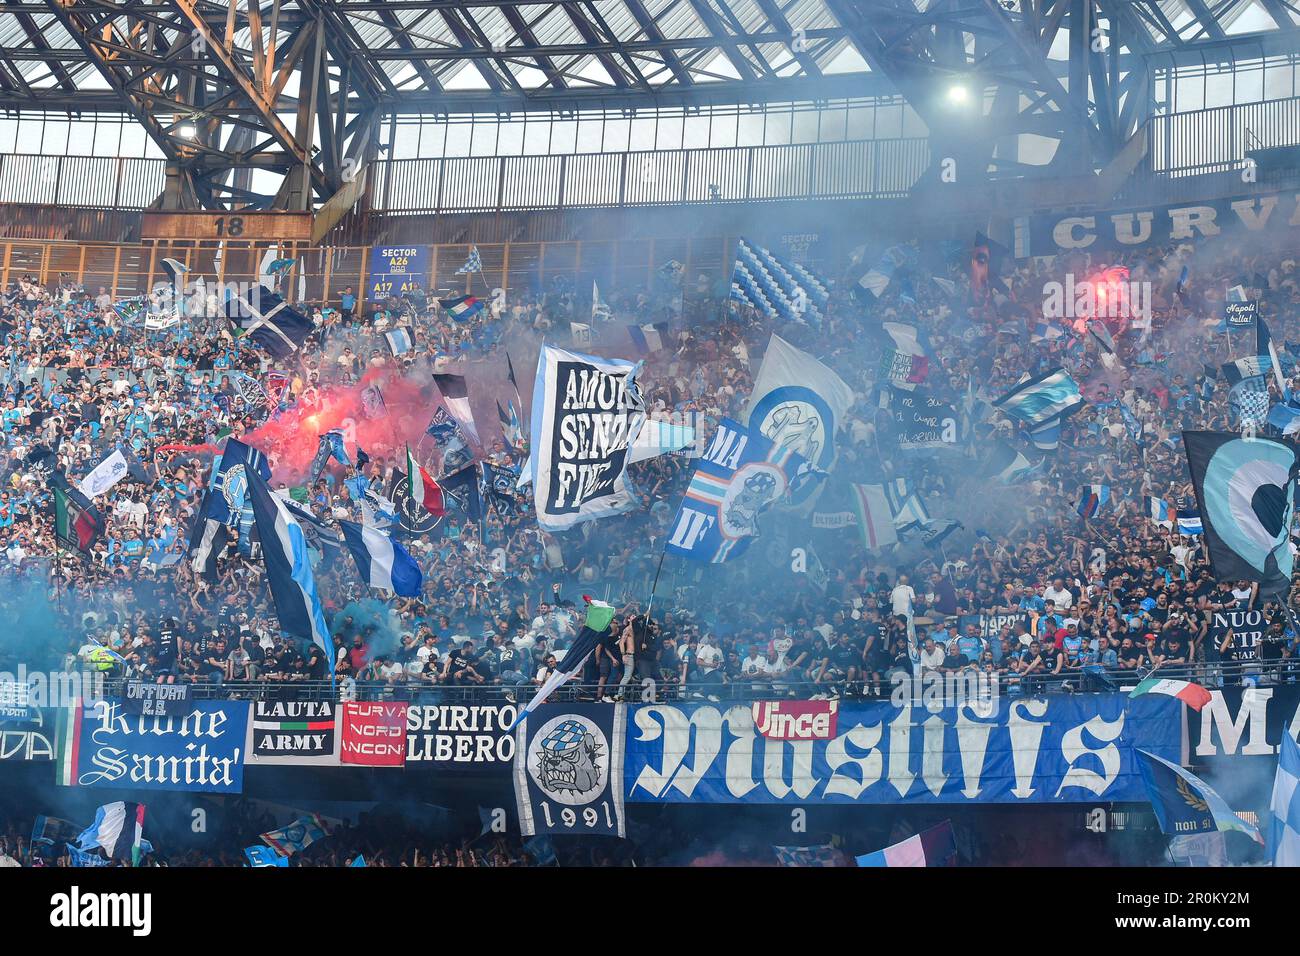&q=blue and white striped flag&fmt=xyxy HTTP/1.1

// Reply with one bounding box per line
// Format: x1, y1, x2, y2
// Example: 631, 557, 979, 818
992, 367, 1084, 428
1144, 495, 1171, 523
1176, 509, 1203, 536
246, 467, 335, 678
730, 237, 831, 327
384, 327, 414, 356
1027, 418, 1062, 450
1270, 729, 1300, 866
455, 245, 482, 274
338, 519, 423, 598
